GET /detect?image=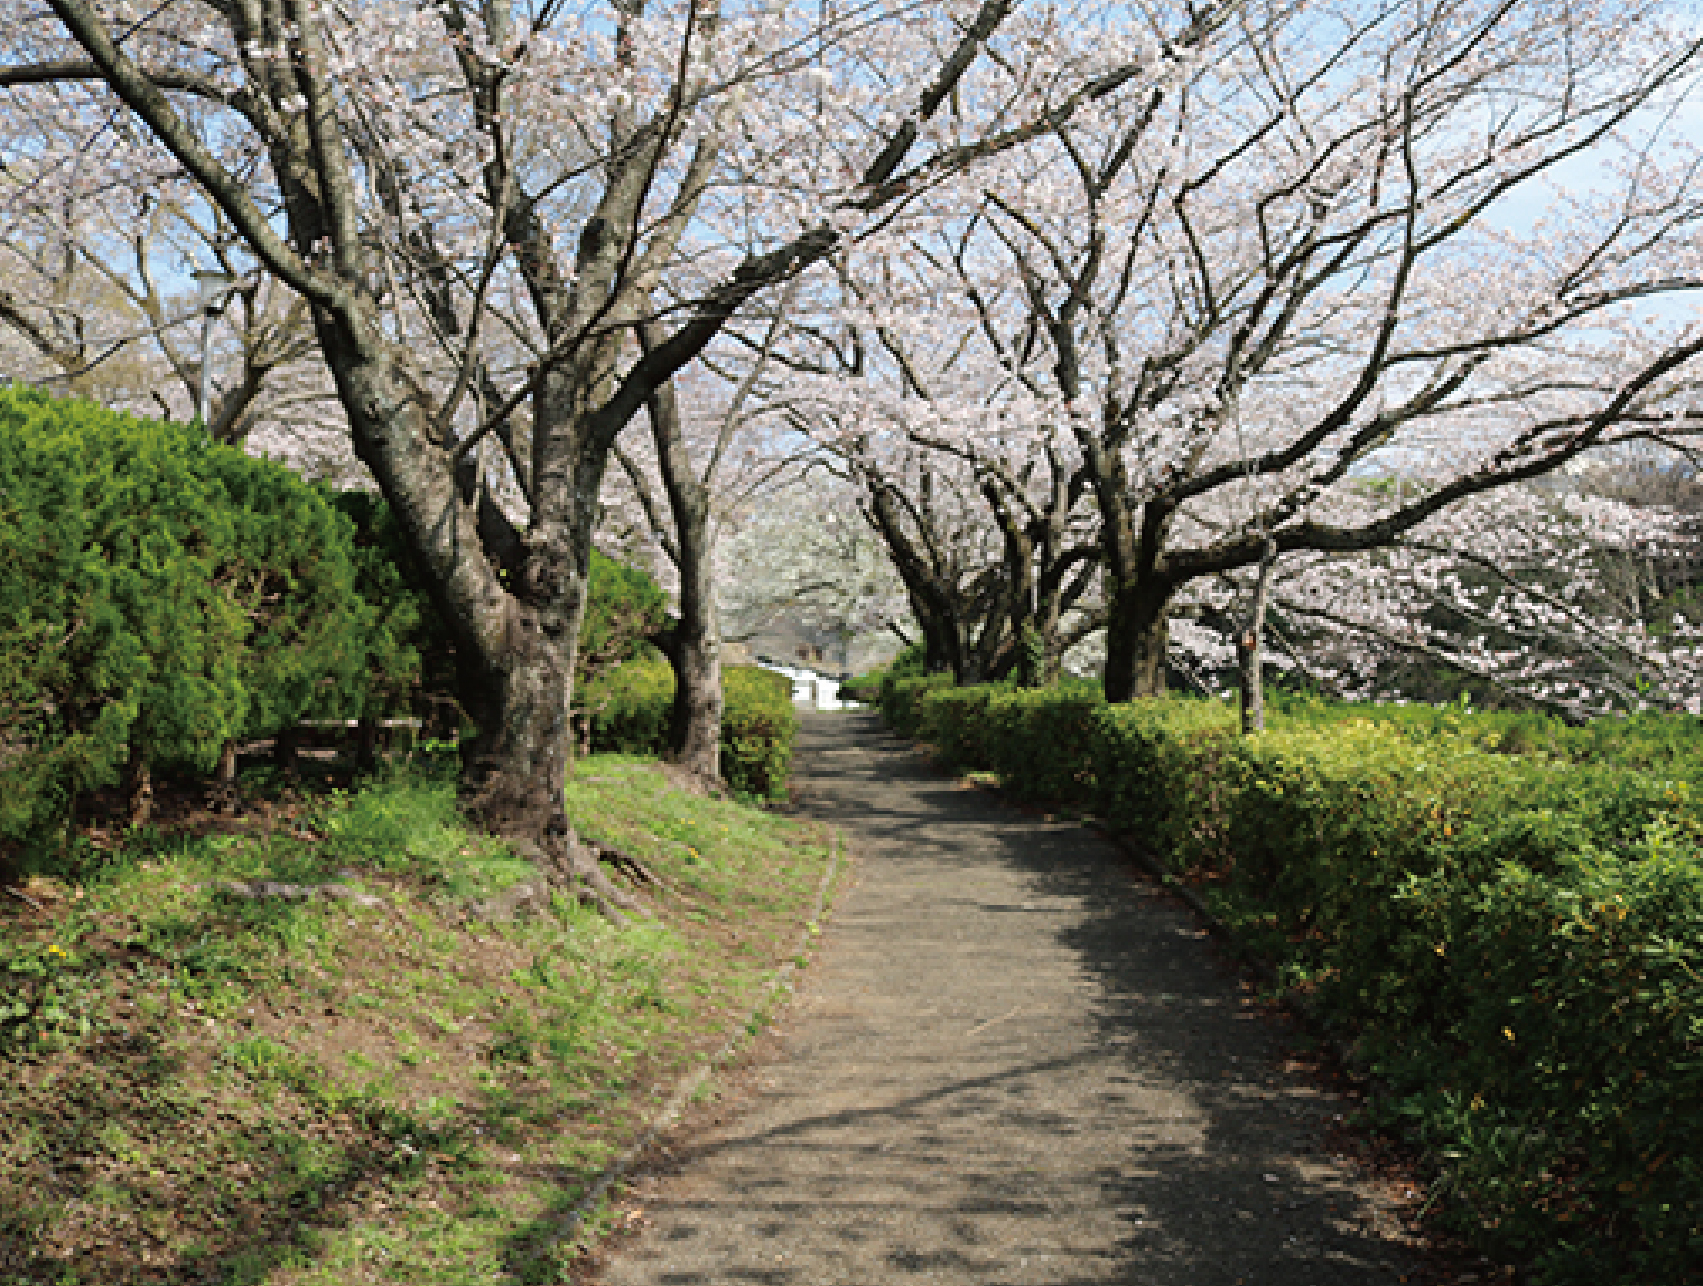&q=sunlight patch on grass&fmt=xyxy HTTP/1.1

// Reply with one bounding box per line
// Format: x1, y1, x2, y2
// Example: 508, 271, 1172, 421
1, 755, 832, 1285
